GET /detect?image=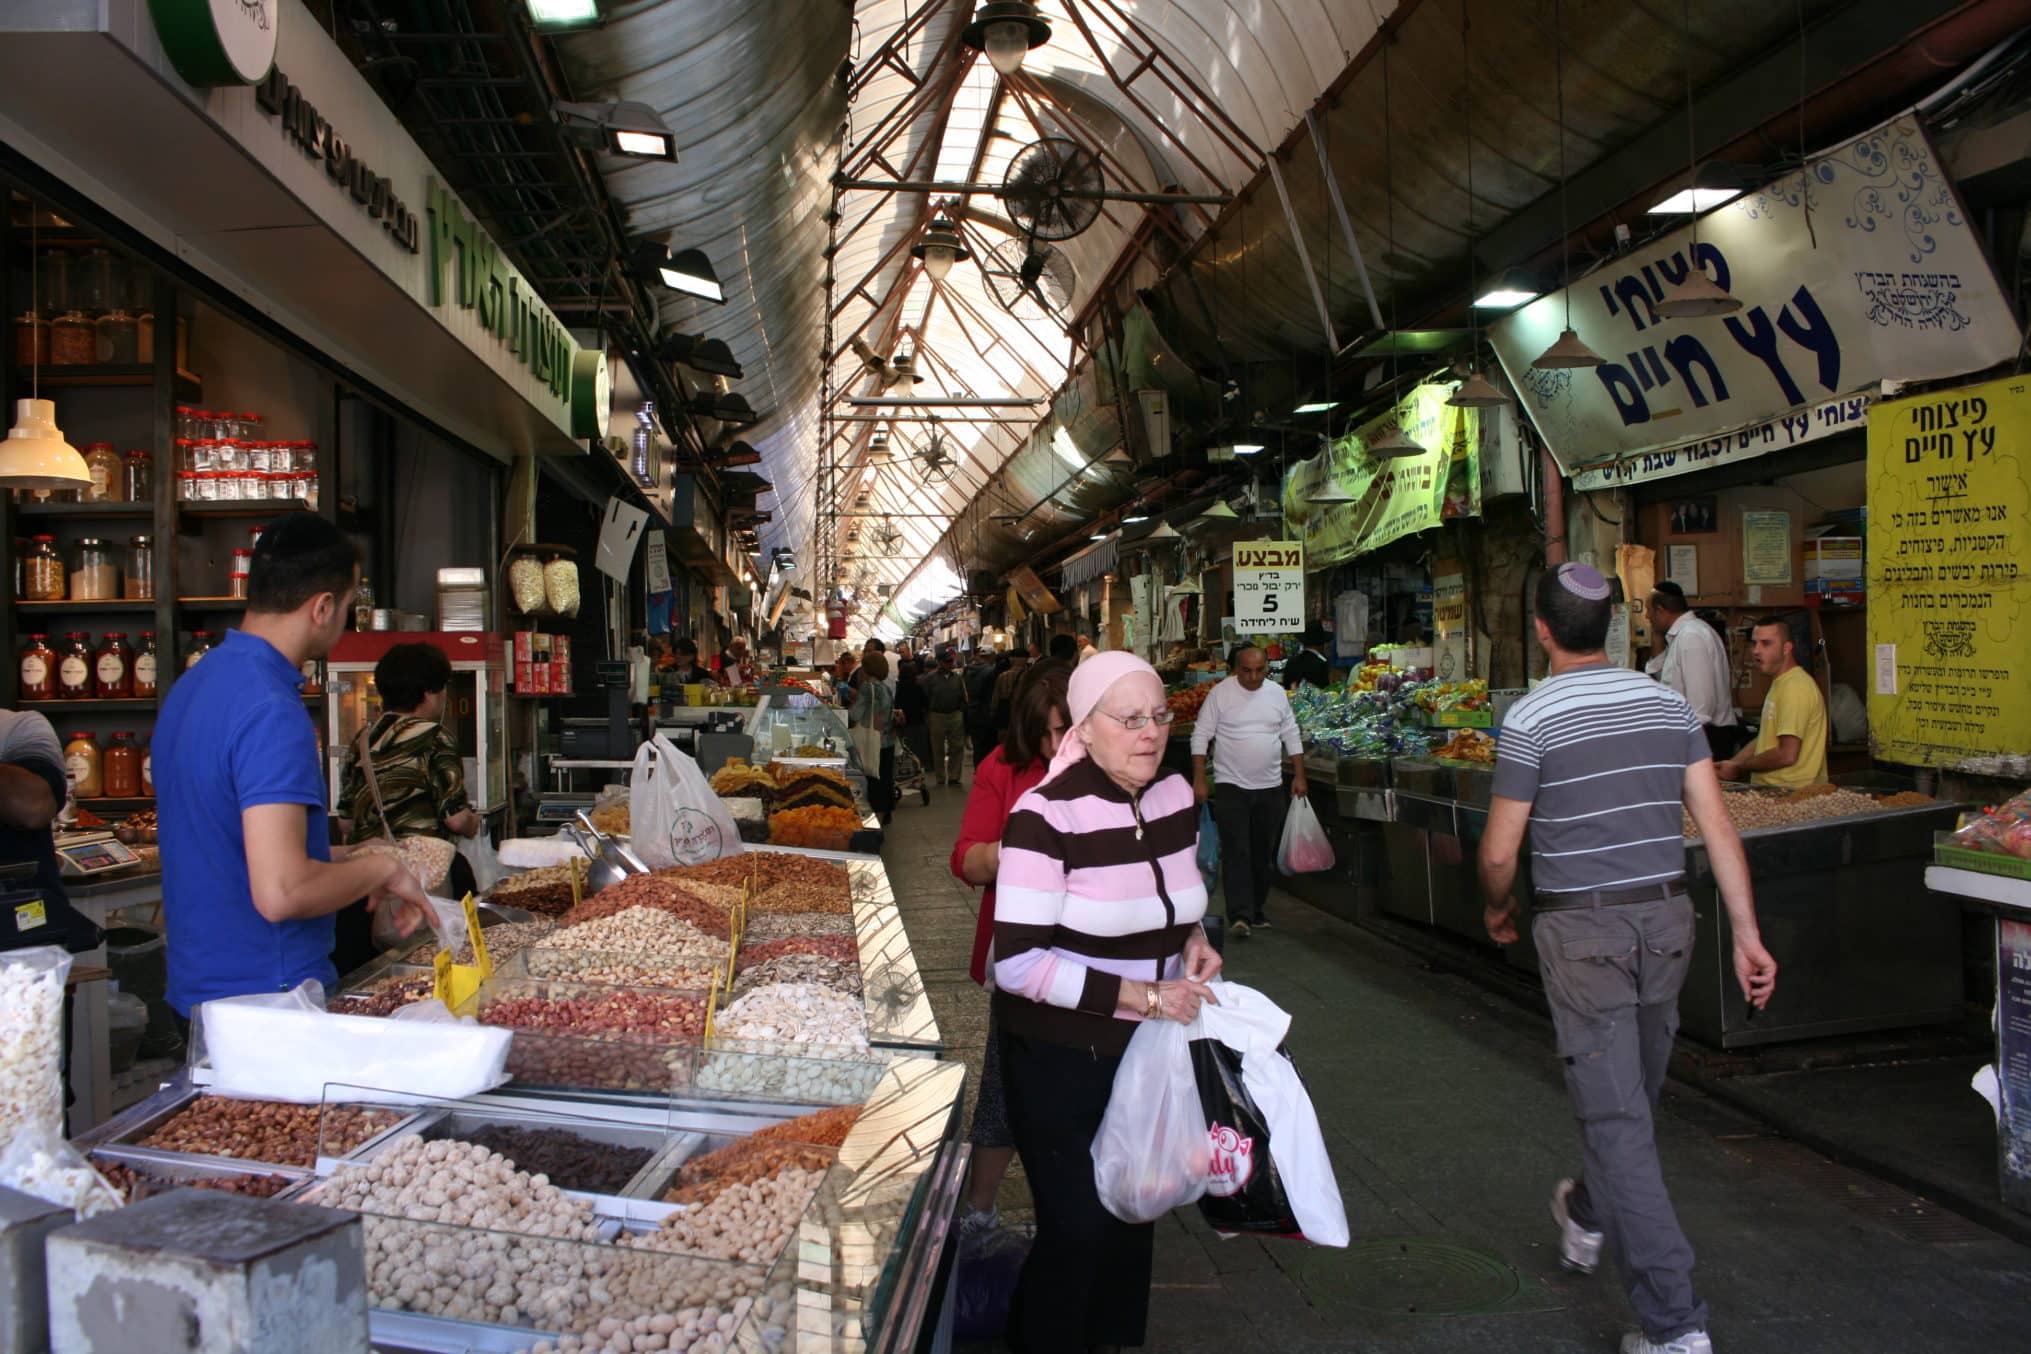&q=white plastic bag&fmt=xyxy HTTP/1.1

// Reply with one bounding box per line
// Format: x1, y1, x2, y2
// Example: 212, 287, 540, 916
1185, 981, 1349, 1246
0, 945, 74, 1138
0, 1126, 120, 1218
1277, 796, 1335, 875
1092, 1016, 1211, 1223
457, 832, 505, 892
630, 732, 744, 869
